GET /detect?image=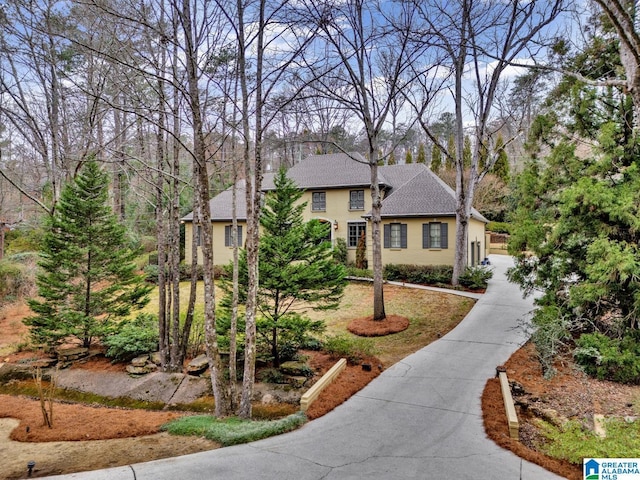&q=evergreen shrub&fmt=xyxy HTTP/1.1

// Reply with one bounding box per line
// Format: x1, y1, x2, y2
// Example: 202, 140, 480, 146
575, 331, 640, 384
104, 313, 159, 362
